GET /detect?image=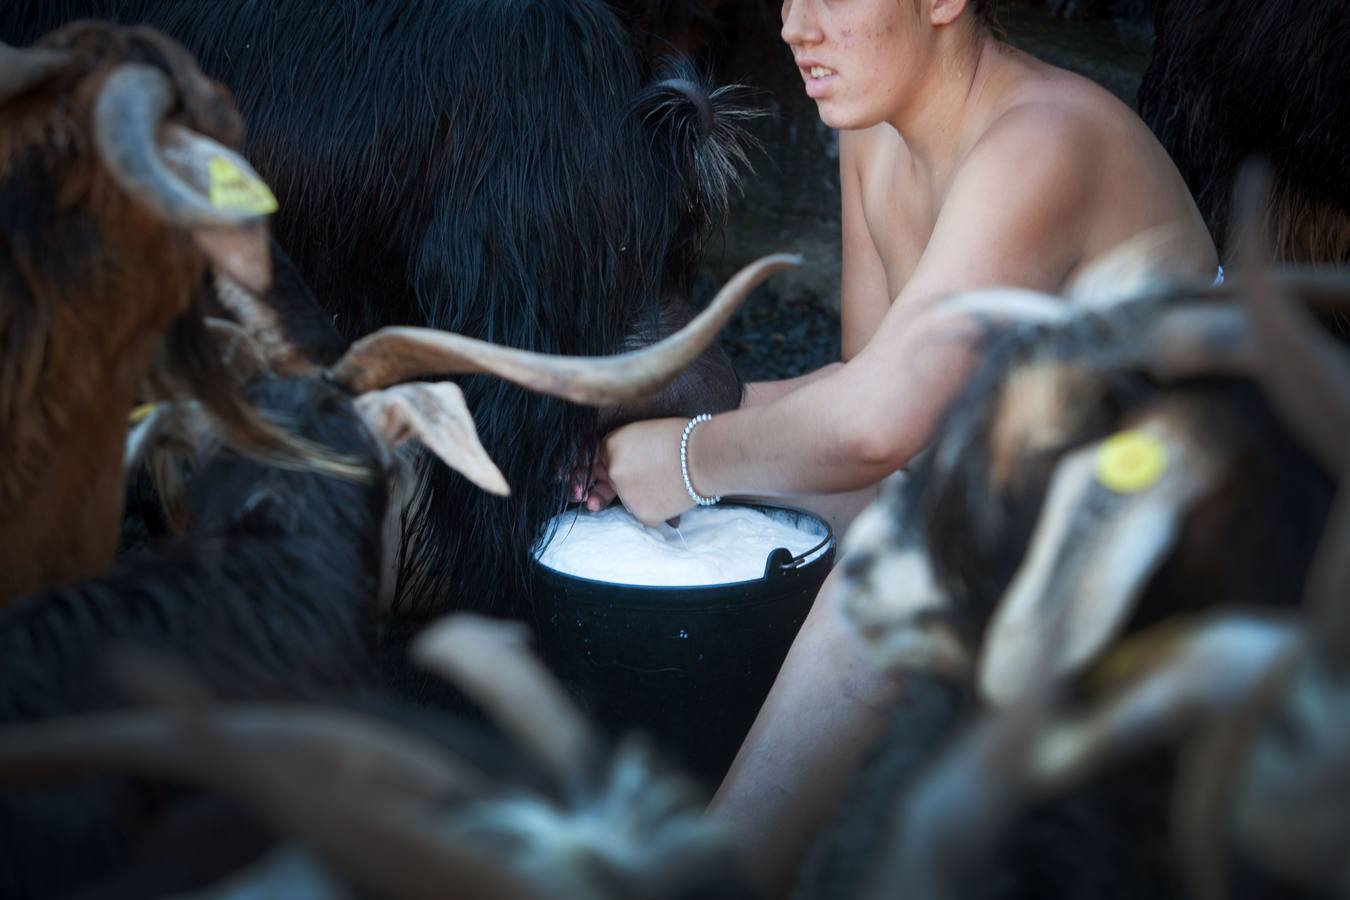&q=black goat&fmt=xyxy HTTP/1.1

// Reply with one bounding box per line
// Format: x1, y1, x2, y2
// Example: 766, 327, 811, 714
0, 616, 759, 900
1138, 0, 1350, 264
